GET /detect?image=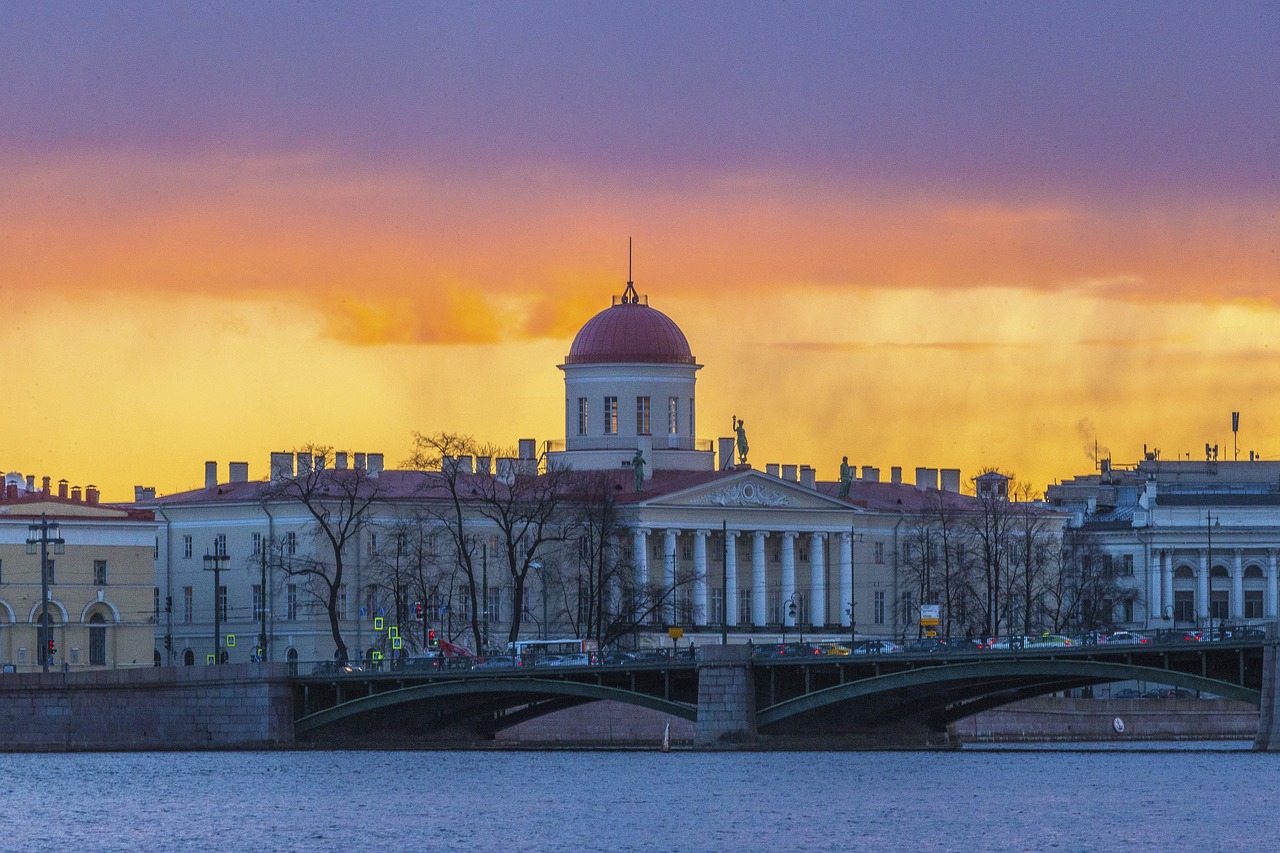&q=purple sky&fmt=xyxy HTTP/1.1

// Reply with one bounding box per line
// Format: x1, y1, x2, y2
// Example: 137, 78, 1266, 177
3, 2, 1276, 197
